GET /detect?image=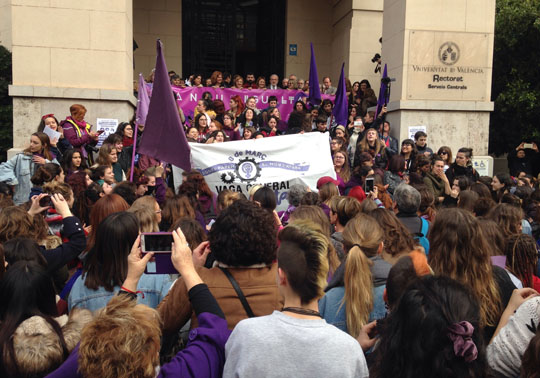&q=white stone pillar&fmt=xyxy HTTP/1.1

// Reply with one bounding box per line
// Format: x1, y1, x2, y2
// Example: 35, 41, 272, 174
381, 0, 495, 155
